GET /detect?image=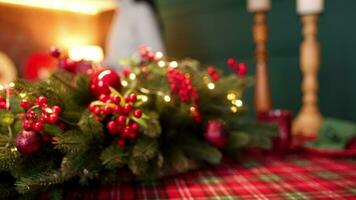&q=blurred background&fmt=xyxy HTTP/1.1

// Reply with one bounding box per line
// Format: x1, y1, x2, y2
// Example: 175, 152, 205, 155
0, 0, 355, 120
